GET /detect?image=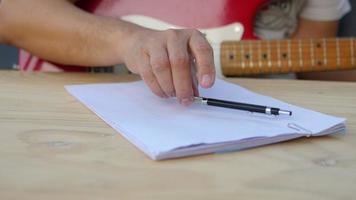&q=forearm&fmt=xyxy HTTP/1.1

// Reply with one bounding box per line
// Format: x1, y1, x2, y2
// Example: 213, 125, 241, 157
0, 0, 134, 66
0, 0, 217, 101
